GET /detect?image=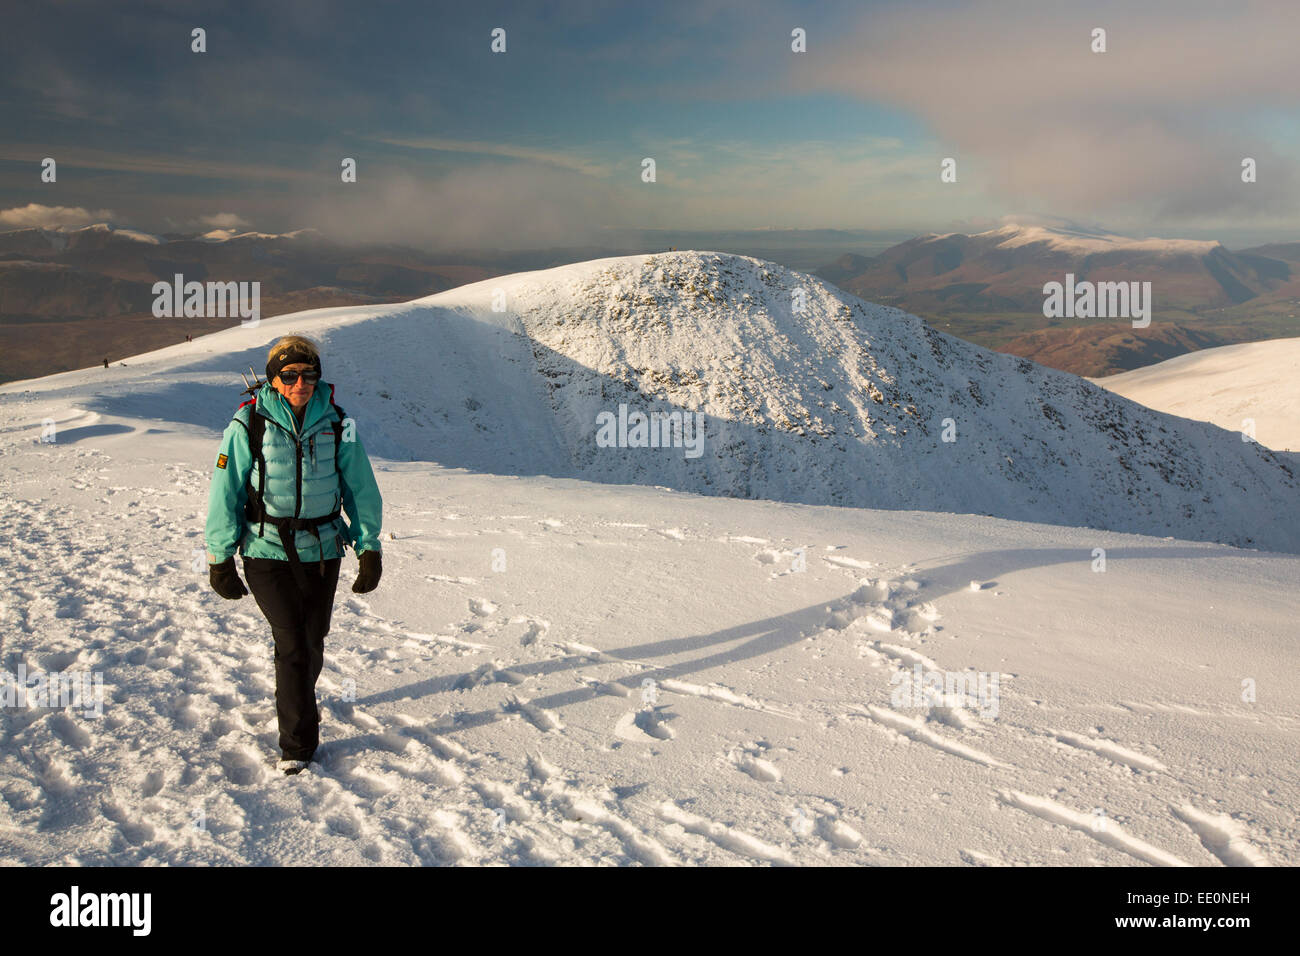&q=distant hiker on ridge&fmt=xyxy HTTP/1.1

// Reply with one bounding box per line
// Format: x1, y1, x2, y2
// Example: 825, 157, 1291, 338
204, 334, 384, 775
